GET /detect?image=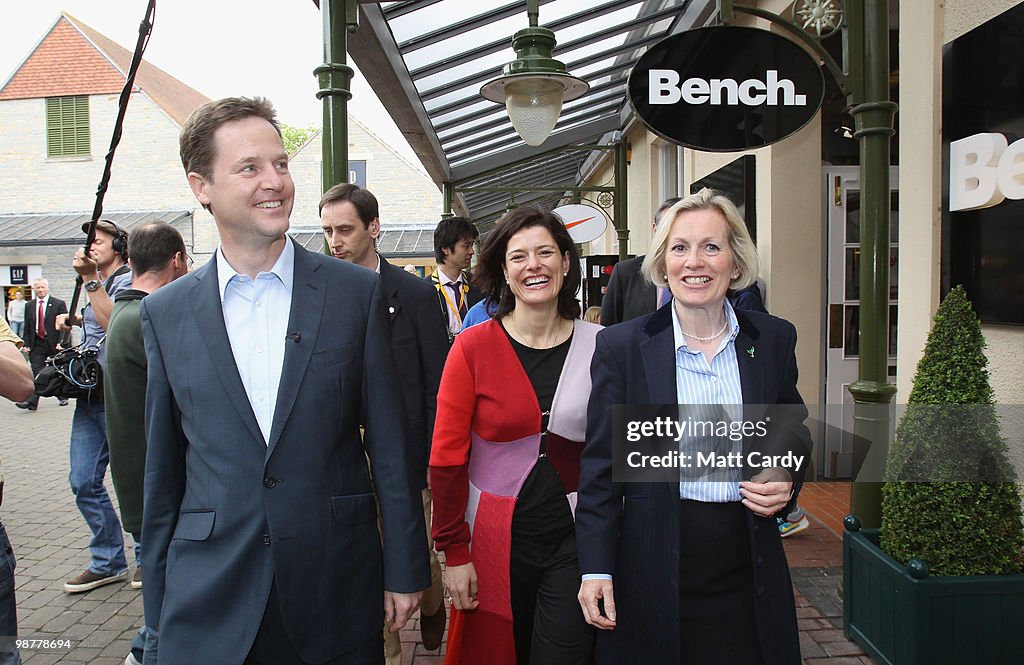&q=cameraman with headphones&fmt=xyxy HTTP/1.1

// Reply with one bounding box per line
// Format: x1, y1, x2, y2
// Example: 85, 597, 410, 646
56, 219, 134, 594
